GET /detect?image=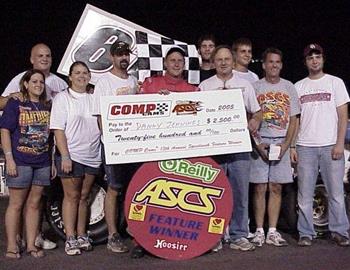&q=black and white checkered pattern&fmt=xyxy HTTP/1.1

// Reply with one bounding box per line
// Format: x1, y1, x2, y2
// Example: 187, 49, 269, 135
135, 31, 200, 85
156, 103, 169, 113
